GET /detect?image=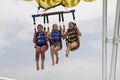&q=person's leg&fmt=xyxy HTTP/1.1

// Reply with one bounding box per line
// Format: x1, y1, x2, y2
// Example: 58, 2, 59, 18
71, 42, 78, 49
66, 43, 71, 57
50, 45, 55, 65
35, 46, 41, 71
54, 45, 61, 64
40, 45, 47, 70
